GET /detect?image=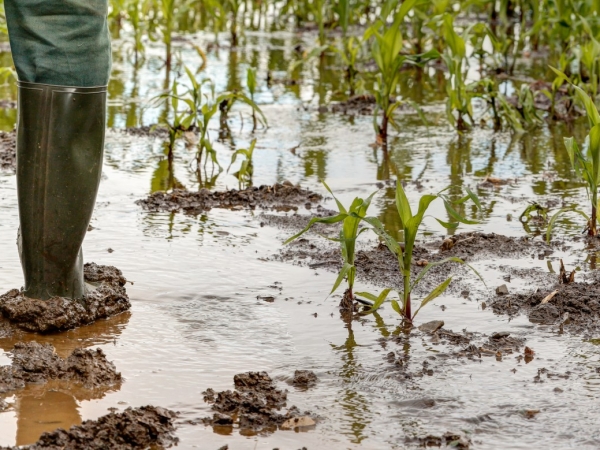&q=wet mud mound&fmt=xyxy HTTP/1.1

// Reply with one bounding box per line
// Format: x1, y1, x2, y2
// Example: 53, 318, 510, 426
121, 125, 169, 138
138, 183, 322, 215
436, 232, 552, 261
202, 371, 314, 432
0, 130, 16, 172
0, 263, 130, 333
407, 432, 471, 449
330, 94, 378, 115
1, 406, 178, 450
492, 279, 600, 331
0, 342, 121, 394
